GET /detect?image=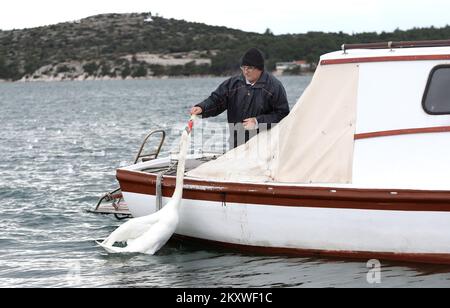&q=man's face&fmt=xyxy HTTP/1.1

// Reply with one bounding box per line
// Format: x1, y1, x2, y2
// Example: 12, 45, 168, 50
241, 66, 262, 83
